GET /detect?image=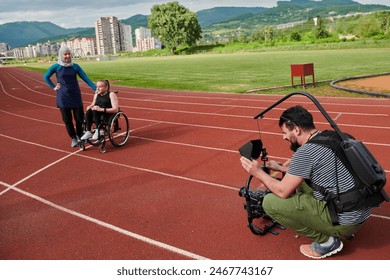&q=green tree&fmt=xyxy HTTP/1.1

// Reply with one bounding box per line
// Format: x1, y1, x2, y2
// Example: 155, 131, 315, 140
148, 1, 202, 53
355, 13, 386, 37
313, 17, 330, 39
